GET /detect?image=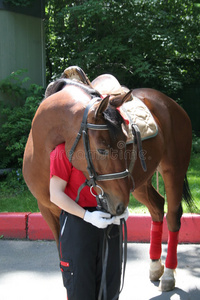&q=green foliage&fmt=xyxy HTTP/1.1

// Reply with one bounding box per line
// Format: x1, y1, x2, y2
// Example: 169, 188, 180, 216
0, 69, 30, 106
0, 71, 44, 168
192, 133, 200, 153
45, 0, 200, 96
1, 169, 26, 193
